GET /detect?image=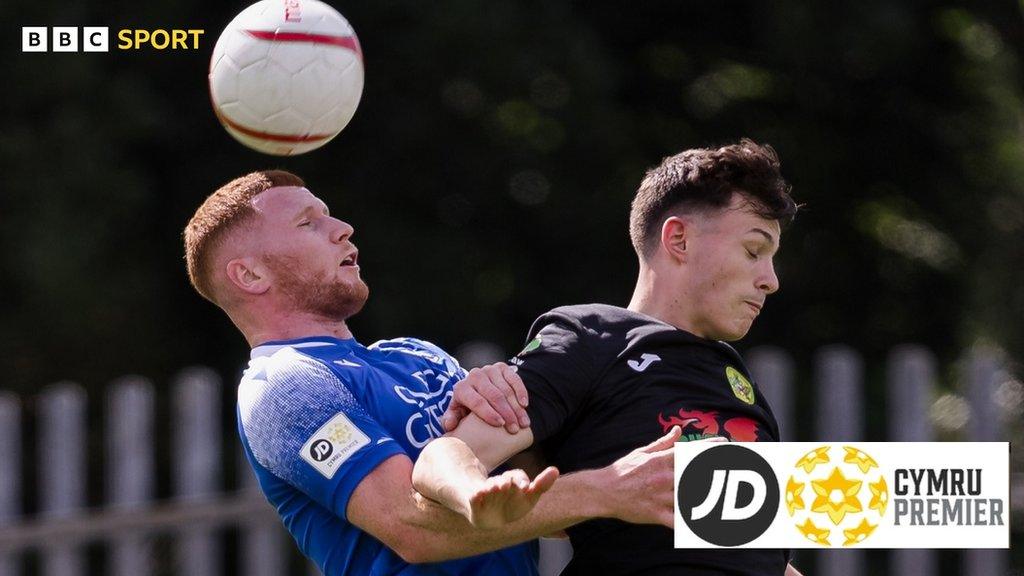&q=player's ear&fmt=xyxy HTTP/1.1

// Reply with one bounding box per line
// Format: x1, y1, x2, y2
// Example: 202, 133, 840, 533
225, 257, 270, 295
661, 216, 690, 263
